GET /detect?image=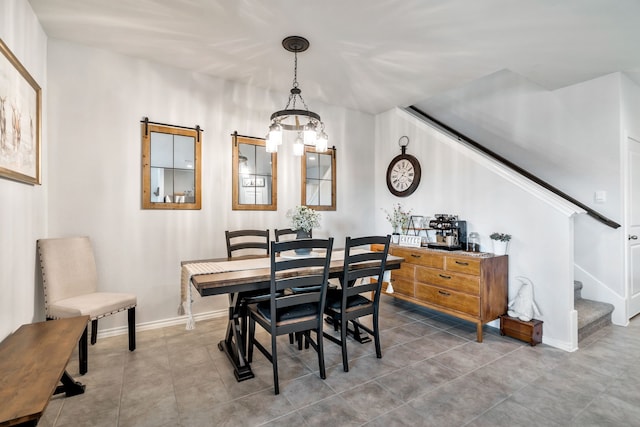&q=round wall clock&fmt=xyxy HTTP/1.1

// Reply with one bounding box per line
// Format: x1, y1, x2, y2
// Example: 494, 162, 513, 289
386, 136, 421, 197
